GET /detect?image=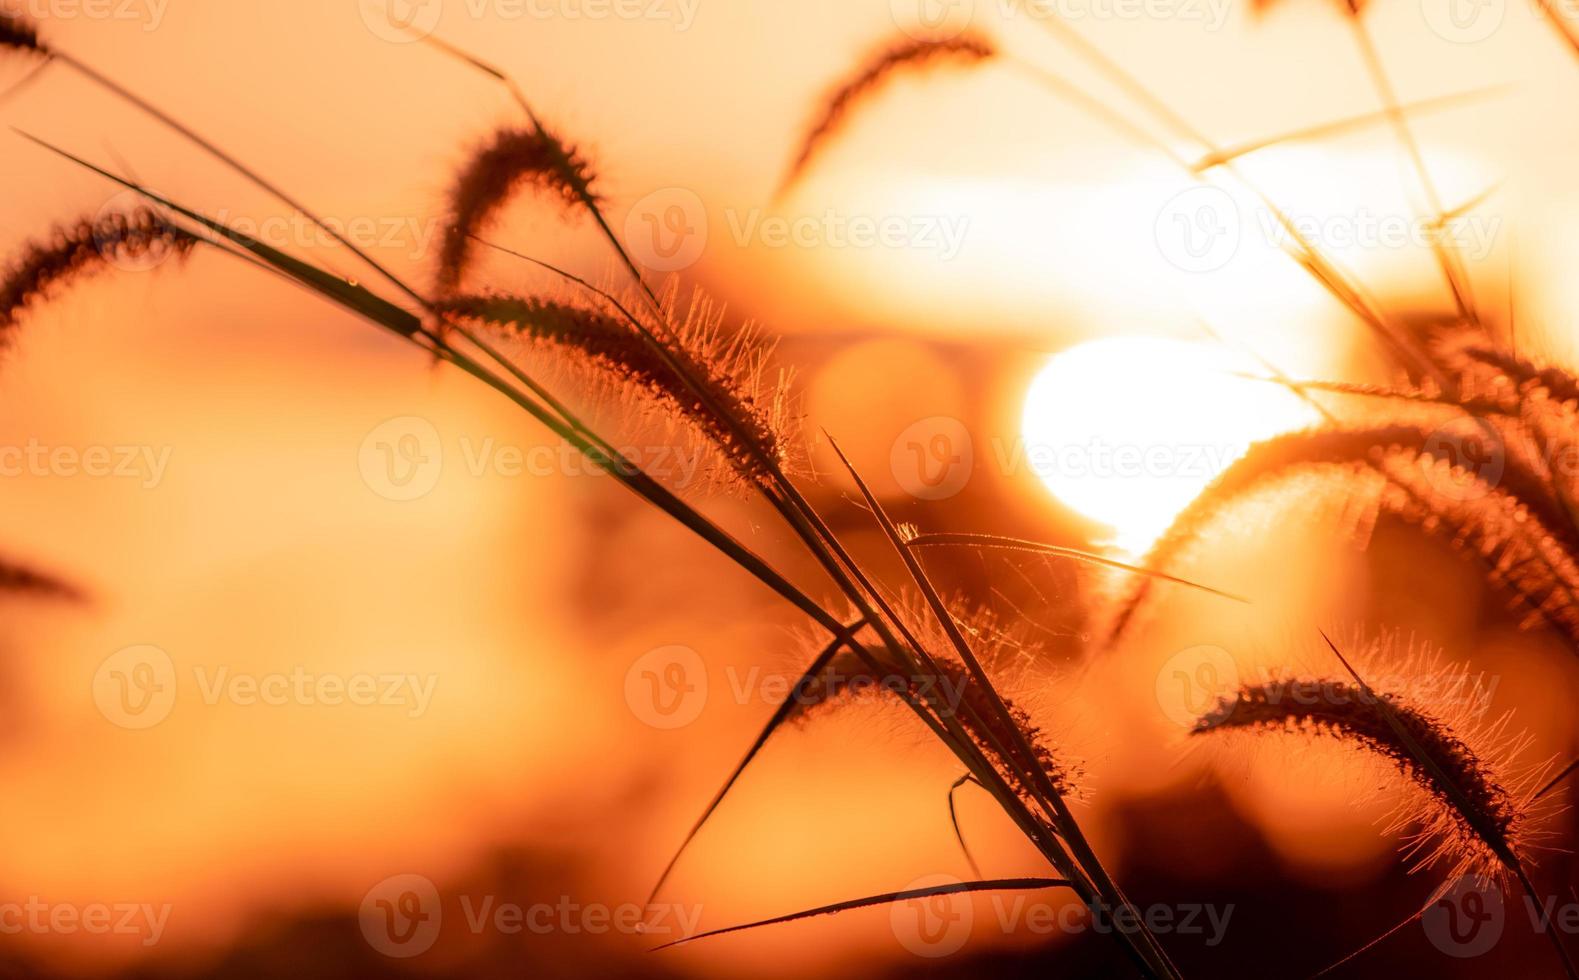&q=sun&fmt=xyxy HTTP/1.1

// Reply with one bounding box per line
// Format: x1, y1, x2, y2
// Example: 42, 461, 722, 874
1022, 337, 1320, 553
